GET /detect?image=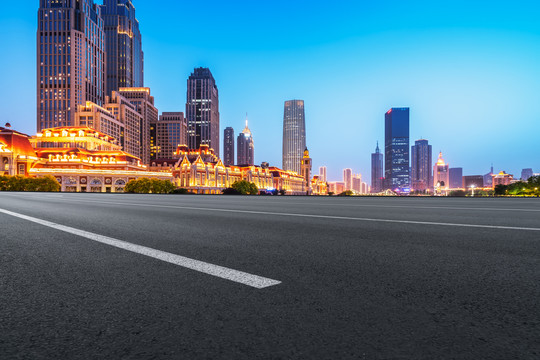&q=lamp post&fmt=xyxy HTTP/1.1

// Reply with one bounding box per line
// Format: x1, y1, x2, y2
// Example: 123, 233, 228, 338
470, 184, 476, 197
